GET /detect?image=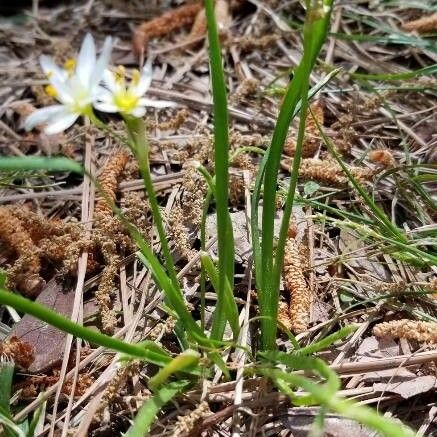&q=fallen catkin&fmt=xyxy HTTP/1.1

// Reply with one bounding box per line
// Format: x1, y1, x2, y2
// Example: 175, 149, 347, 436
188, 0, 230, 40
133, 2, 203, 56
278, 301, 293, 331
369, 149, 396, 168
284, 101, 324, 158
170, 401, 210, 437
0, 207, 42, 296
282, 230, 311, 334
373, 319, 437, 343
0, 336, 34, 369
403, 12, 437, 34
95, 151, 130, 216
281, 158, 374, 186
